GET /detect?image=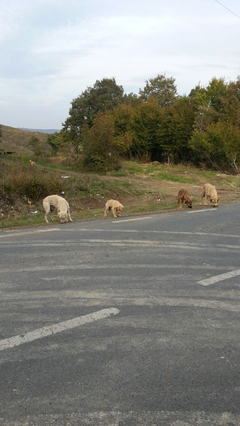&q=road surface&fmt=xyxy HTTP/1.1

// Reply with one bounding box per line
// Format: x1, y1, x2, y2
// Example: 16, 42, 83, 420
1, 203, 240, 425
